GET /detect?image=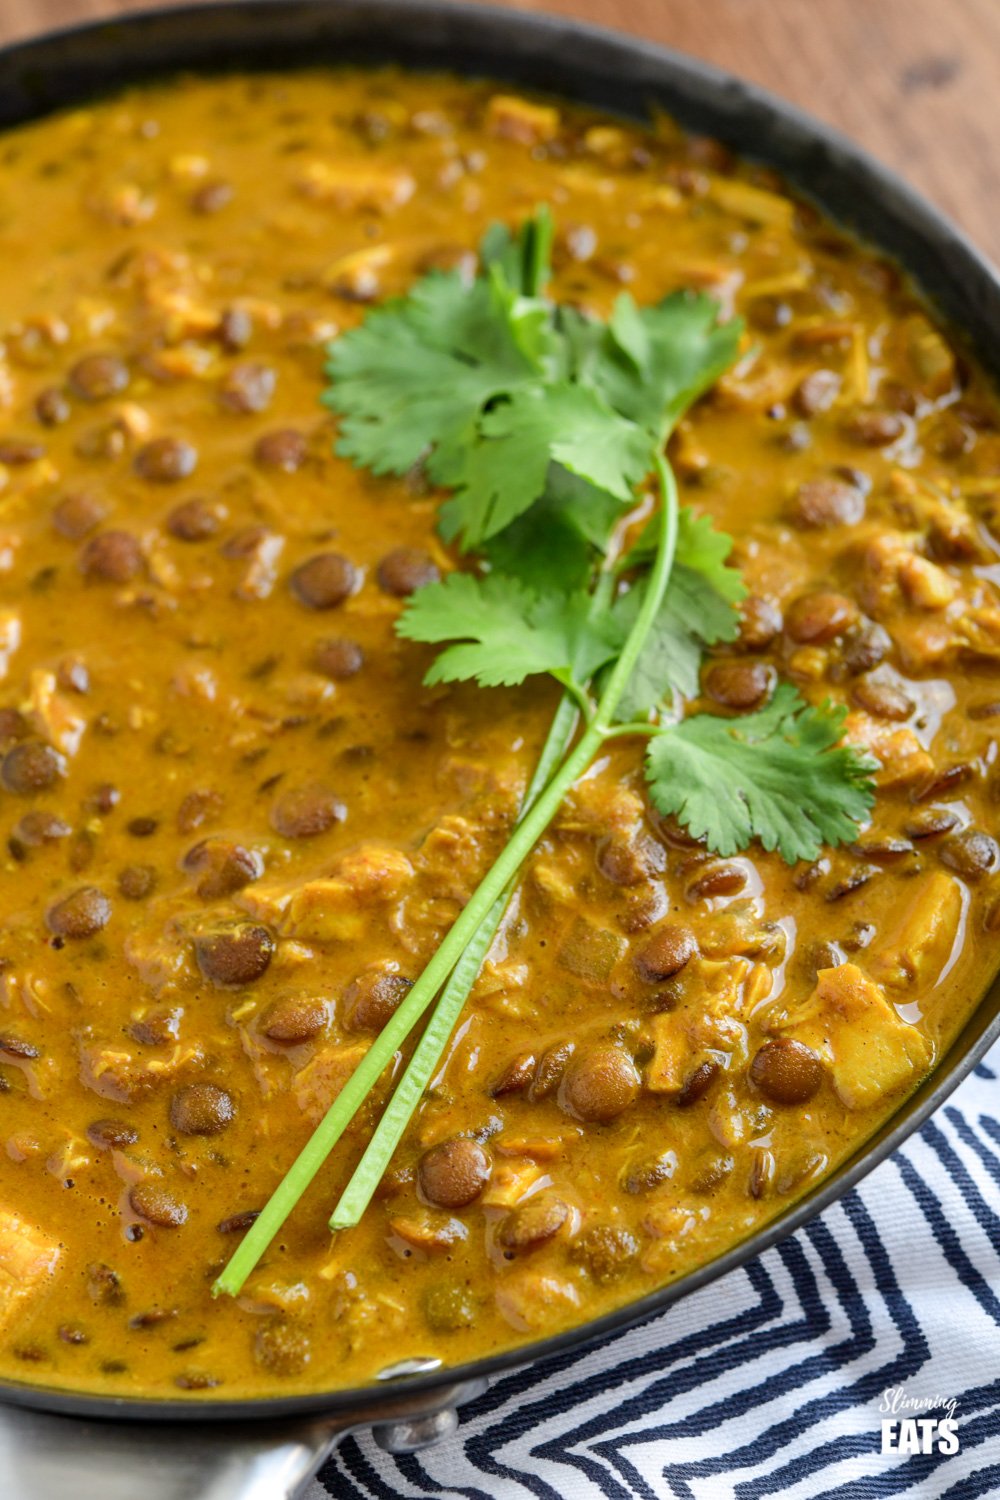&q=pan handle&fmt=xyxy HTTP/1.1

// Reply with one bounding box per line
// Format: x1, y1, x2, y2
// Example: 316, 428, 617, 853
0, 1404, 339, 1500
0, 1379, 488, 1500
